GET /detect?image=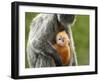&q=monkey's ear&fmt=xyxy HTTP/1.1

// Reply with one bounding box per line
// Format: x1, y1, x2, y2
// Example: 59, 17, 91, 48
57, 14, 76, 27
